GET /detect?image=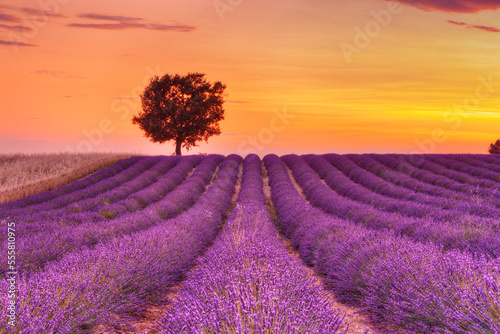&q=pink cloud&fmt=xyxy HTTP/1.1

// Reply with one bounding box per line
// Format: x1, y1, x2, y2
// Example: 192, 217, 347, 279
448, 20, 500, 32
0, 39, 36, 47
78, 13, 143, 22
0, 13, 20, 22
68, 13, 196, 32
0, 23, 31, 32
385, 0, 500, 13
68, 22, 195, 32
